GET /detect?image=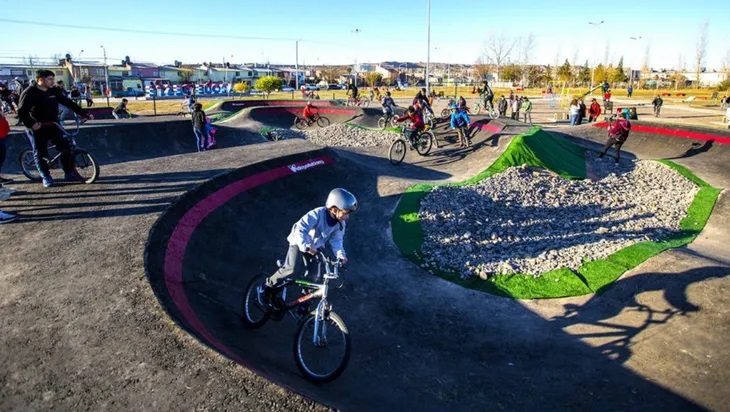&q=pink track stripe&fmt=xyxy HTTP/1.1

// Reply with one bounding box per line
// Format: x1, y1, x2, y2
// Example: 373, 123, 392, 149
592, 122, 730, 145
